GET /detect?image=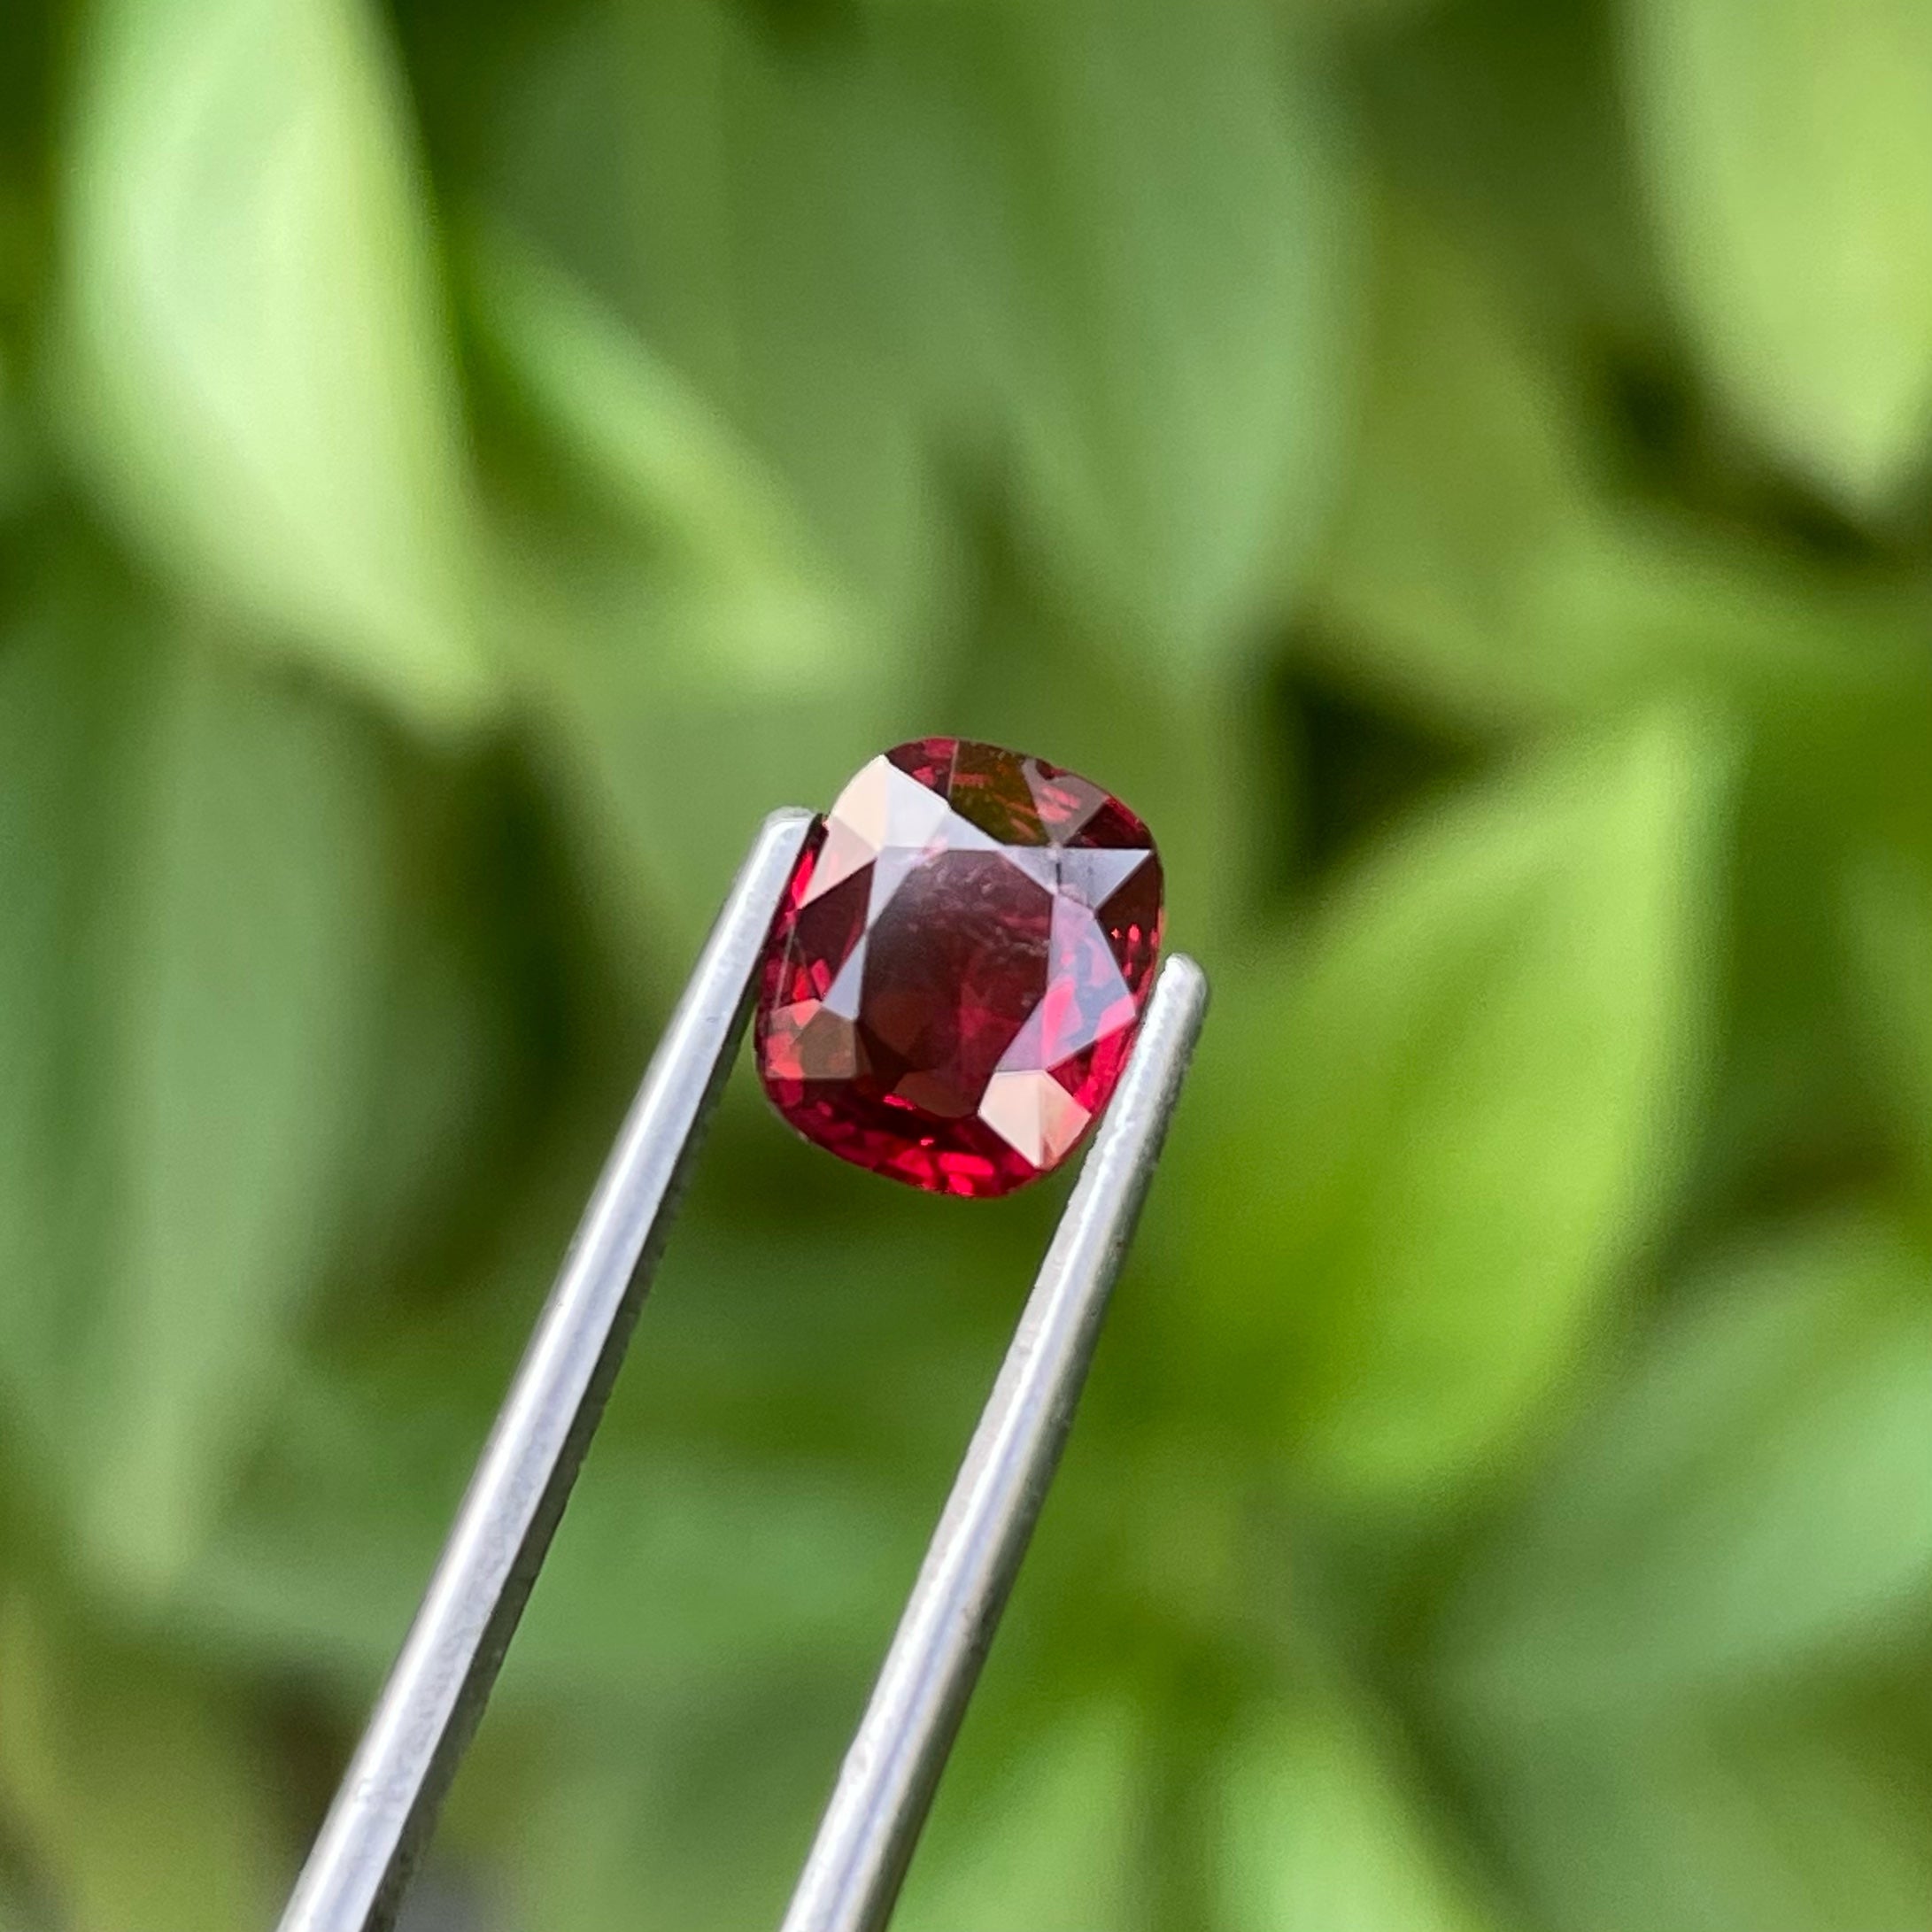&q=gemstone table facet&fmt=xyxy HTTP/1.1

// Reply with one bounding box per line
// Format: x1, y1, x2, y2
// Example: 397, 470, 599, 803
754, 738, 1164, 1196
